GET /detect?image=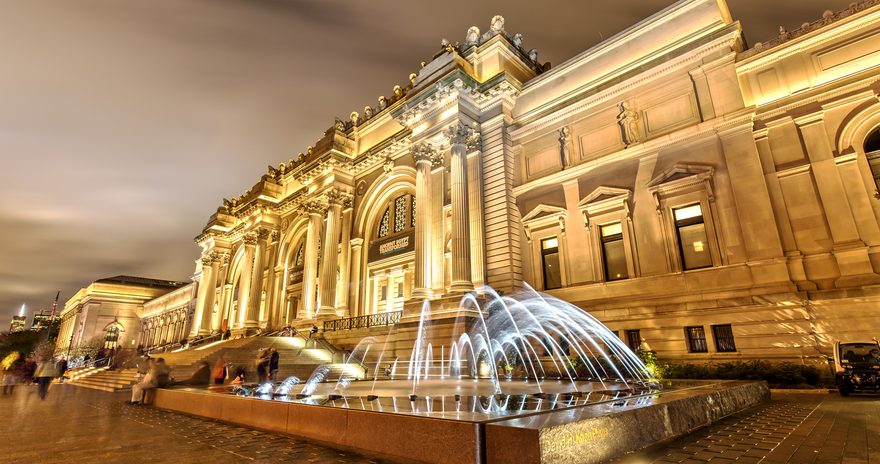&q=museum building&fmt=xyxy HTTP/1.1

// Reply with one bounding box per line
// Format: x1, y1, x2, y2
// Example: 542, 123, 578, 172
58, 0, 880, 364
